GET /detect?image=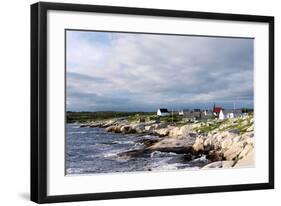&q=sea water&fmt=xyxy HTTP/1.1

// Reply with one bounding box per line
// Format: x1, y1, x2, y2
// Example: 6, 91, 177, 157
66, 123, 207, 175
